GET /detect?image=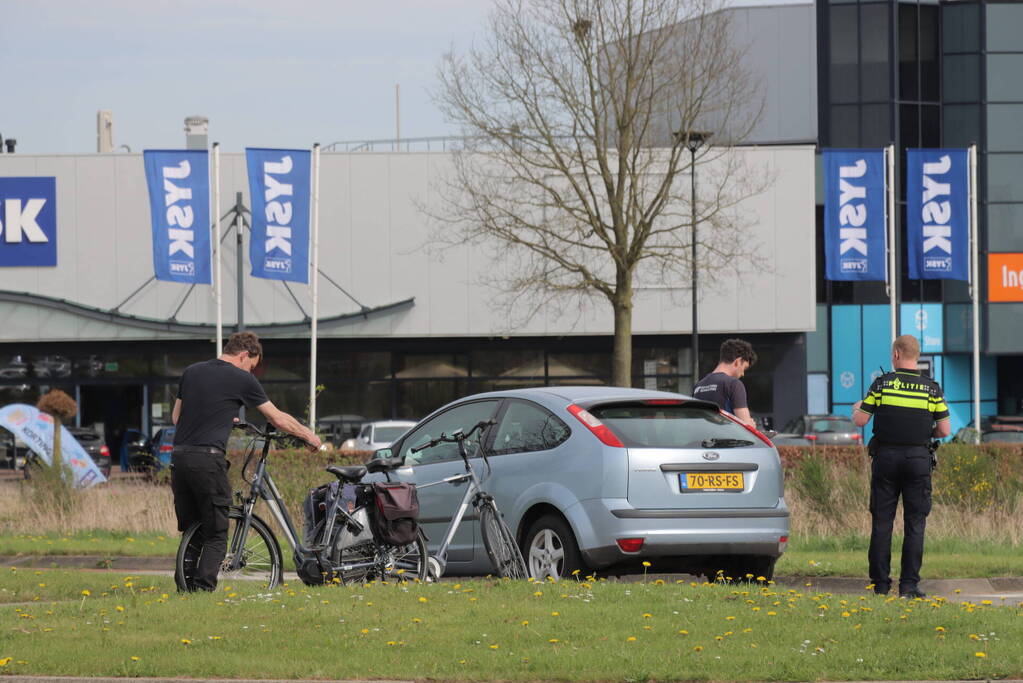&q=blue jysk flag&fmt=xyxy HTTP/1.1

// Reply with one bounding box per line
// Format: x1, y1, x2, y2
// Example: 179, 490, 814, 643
823, 149, 888, 282
143, 150, 211, 284
246, 148, 310, 283
906, 149, 969, 281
